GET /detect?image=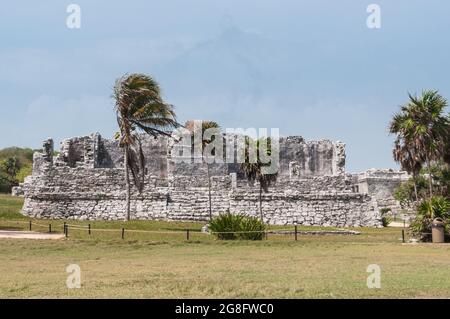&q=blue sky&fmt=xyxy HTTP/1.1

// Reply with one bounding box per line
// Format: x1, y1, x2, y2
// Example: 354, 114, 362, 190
1, 0, 449, 172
